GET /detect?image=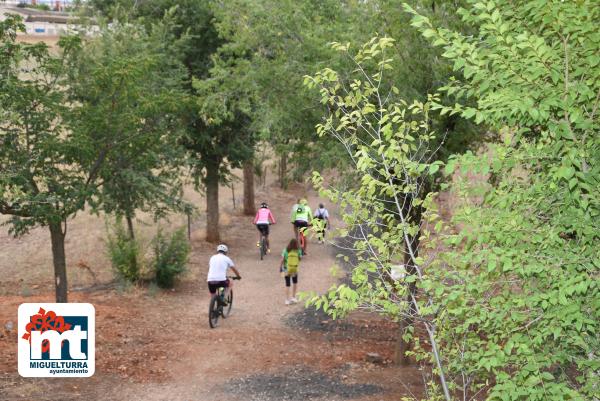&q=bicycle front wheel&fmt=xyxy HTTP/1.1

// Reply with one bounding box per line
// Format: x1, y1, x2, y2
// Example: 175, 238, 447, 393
222, 289, 233, 318
209, 295, 220, 328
